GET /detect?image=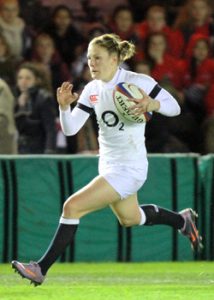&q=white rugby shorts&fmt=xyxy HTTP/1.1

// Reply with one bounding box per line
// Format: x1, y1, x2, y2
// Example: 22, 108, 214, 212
98, 160, 148, 199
